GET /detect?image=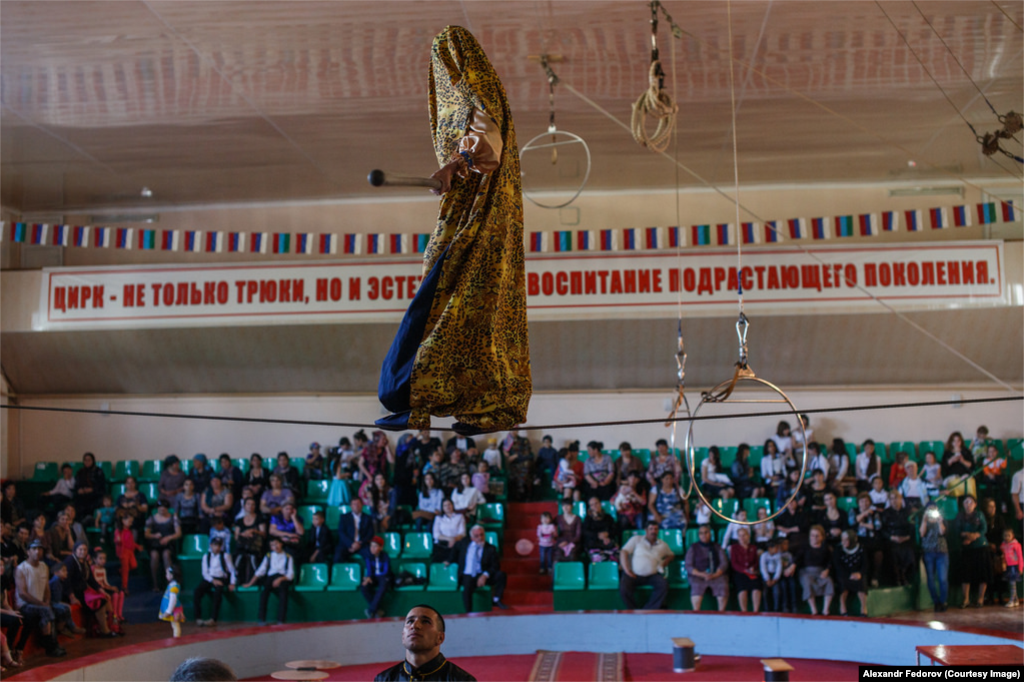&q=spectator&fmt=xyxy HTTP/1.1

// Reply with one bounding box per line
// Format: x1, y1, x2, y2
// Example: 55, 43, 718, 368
269, 502, 305, 558
792, 414, 813, 455
771, 421, 794, 460
503, 430, 534, 502
40, 465, 76, 513
188, 454, 213, 495
116, 475, 149, 526
439, 450, 470, 495
617, 519, 672, 609
233, 497, 266, 586
360, 536, 391, 619
720, 509, 749, 548
454, 525, 508, 612
554, 444, 582, 502
259, 474, 294, 517
304, 442, 325, 482
326, 451, 353, 508
982, 497, 1007, 604
14, 540, 68, 657
806, 443, 829, 481
1, 482, 25, 527
867, 475, 889, 510
392, 434, 420, 512
701, 447, 734, 499
612, 474, 647, 531
91, 549, 124, 629
145, 501, 182, 591
922, 451, 942, 496
273, 452, 301, 497
169, 657, 237, 682
361, 472, 393, 533
193, 479, 228, 535
114, 513, 140, 592
159, 565, 185, 638
957, 495, 989, 608
172, 479, 201, 535
942, 432, 975, 498
536, 511, 556, 575
482, 438, 502, 471
93, 494, 117, 538
820, 493, 847, 547
63, 505, 87, 546
760, 439, 785, 498
412, 472, 444, 532
335, 498, 374, 564
47, 510, 75, 563
855, 440, 882, 492
582, 497, 616, 555
1, 584, 24, 667
194, 536, 236, 626
535, 435, 559, 483
777, 537, 799, 613
28, 514, 52, 564
752, 507, 775, 550
307, 510, 334, 565
1012, 466, 1024, 524
451, 473, 486, 519
882, 490, 915, 586
806, 470, 829, 521
730, 444, 762, 500
244, 454, 269, 502
969, 425, 992, 459
46, 562, 81, 636
798, 525, 833, 615
358, 432, 395, 498
447, 434, 477, 457
412, 431, 442, 472
919, 502, 949, 612
554, 499, 581, 562
614, 442, 644, 485
583, 442, 616, 501
432, 499, 466, 565
776, 469, 807, 512
74, 452, 107, 518
209, 515, 233, 556
833, 530, 867, 616
472, 461, 491, 500
685, 524, 729, 612
245, 537, 294, 625
775, 499, 807, 553
760, 539, 784, 612
979, 444, 1008, 506
850, 493, 884, 588
730, 527, 762, 613
898, 462, 928, 512
888, 451, 909, 489
217, 454, 244, 508
158, 455, 186, 506
64, 542, 115, 637
374, 606, 475, 682
827, 439, 854, 496
646, 439, 682, 489
1000, 528, 1022, 608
